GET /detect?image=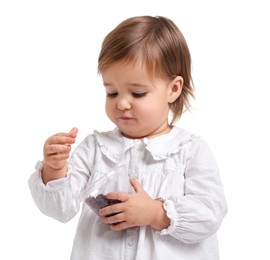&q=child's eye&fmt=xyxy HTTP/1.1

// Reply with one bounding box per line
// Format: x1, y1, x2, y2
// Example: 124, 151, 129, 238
132, 92, 147, 98
106, 92, 118, 98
